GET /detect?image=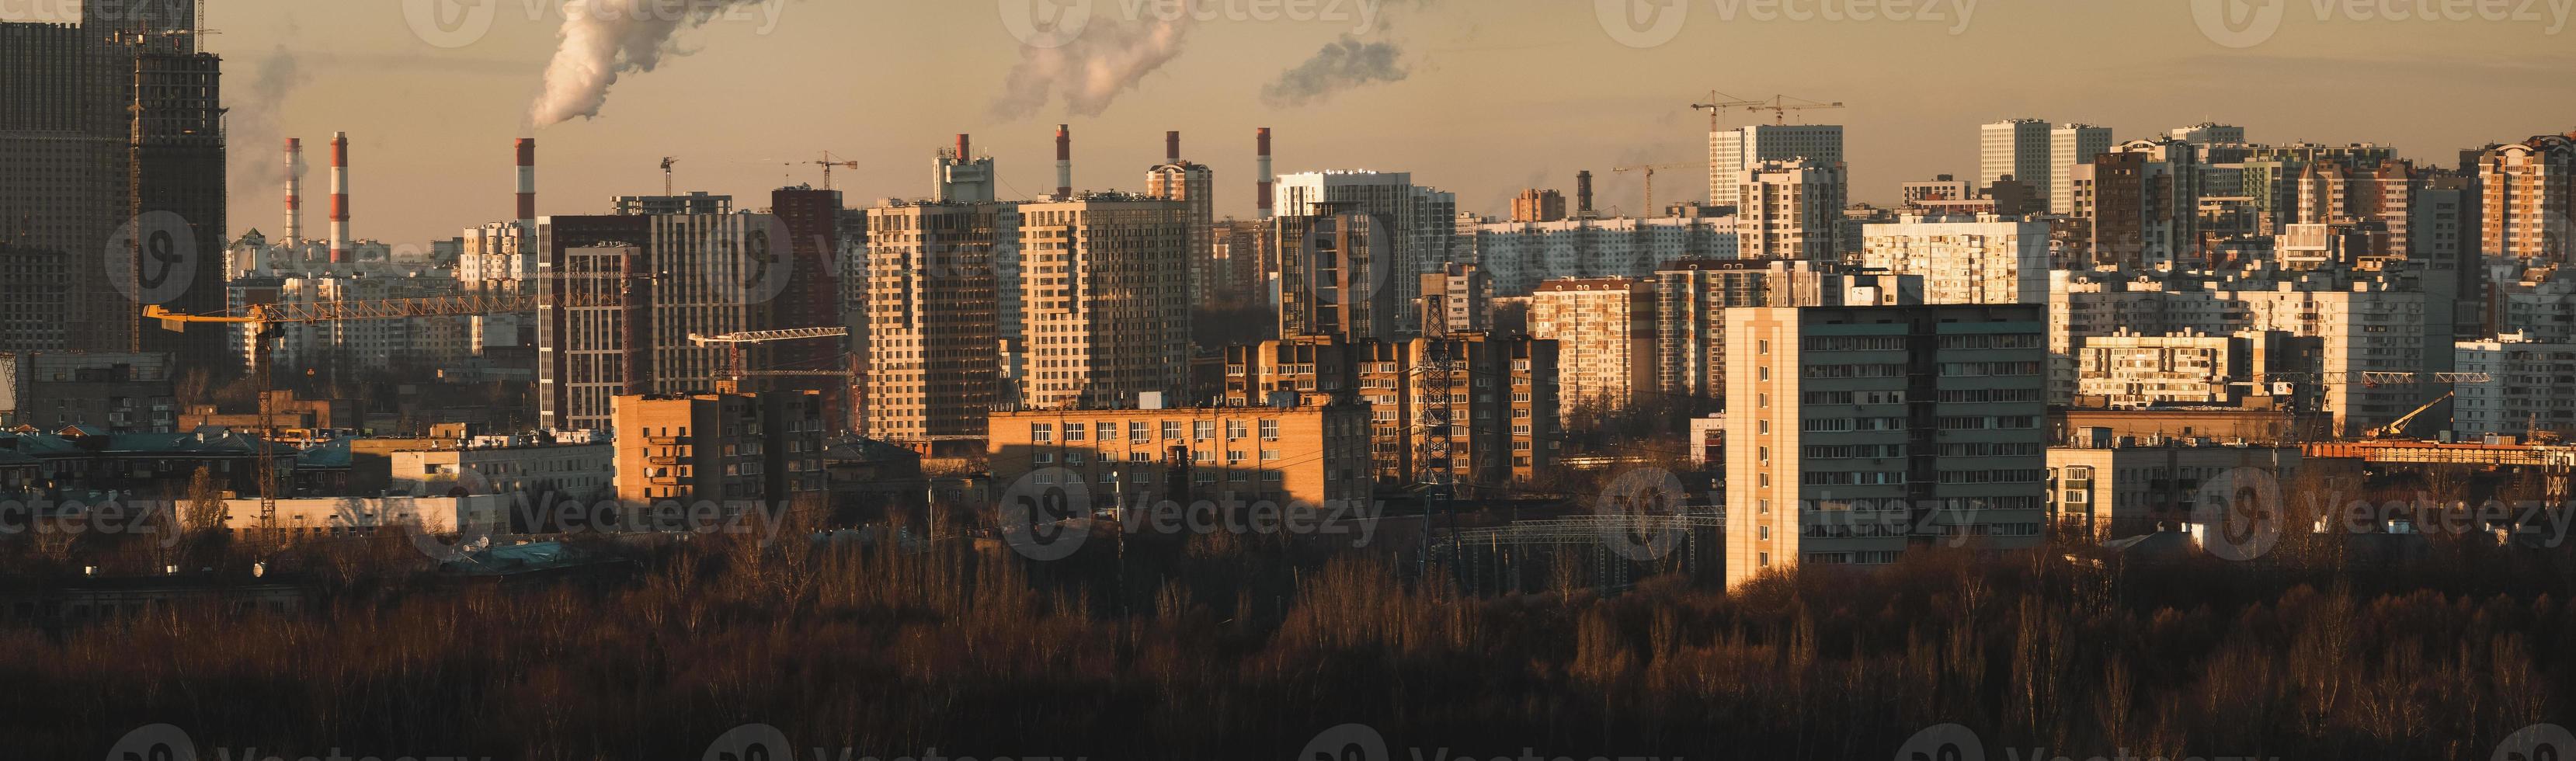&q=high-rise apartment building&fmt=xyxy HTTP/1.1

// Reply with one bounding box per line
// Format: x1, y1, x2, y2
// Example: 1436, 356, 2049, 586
2049, 124, 2114, 215
1980, 119, 2053, 206
1723, 304, 2049, 589
2478, 132, 2576, 266
2454, 332, 2576, 439
2168, 123, 2247, 146
612, 390, 826, 508
1511, 189, 1569, 223
1146, 142, 1218, 306
1225, 333, 1559, 488
2073, 139, 2200, 268
1529, 278, 1657, 419
1469, 215, 1737, 295
1711, 124, 1844, 210
536, 210, 781, 432
861, 200, 1013, 440
1859, 214, 2053, 304
1652, 259, 1923, 401
1737, 159, 1848, 261
1274, 171, 1456, 333
1418, 262, 1493, 336
1212, 217, 1272, 303
1276, 205, 1401, 342
1017, 194, 1192, 409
